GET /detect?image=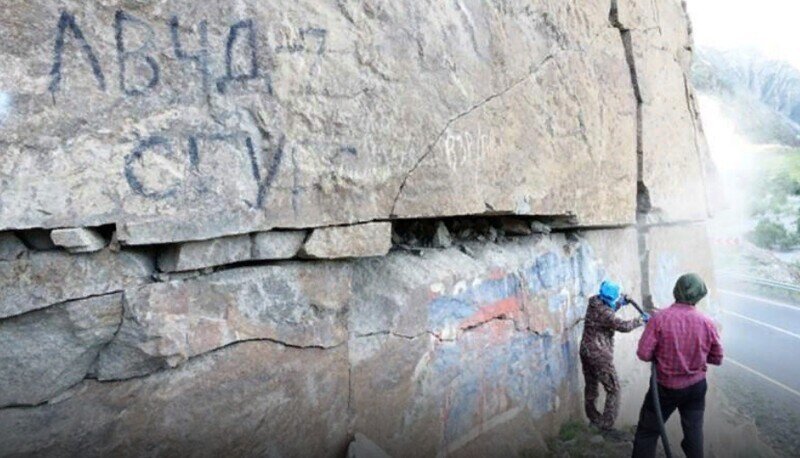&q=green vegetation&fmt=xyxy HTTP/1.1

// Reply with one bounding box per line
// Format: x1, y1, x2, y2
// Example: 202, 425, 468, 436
557, 420, 584, 442
530, 420, 635, 457
748, 219, 798, 250
747, 148, 800, 251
